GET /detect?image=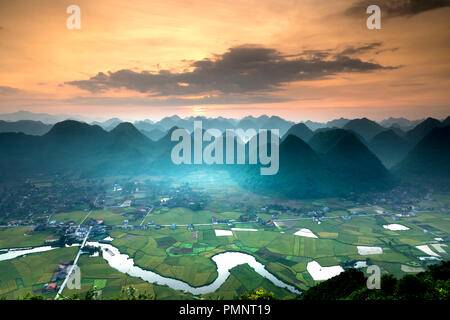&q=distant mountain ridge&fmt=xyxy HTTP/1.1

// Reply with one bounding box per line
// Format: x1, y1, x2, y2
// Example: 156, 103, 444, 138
343, 118, 385, 141
0, 120, 52, 136
0, 116, 448, 197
